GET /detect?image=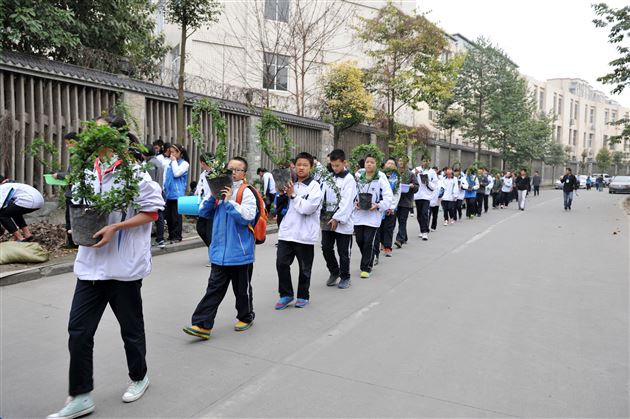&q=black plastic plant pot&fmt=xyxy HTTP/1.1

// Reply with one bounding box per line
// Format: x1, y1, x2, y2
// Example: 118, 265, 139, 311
272, 167, 292, 191
208, 174, 233, 198
69, 205, 109, 247
358, 193, 373, 210
320, 210, 335, 231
